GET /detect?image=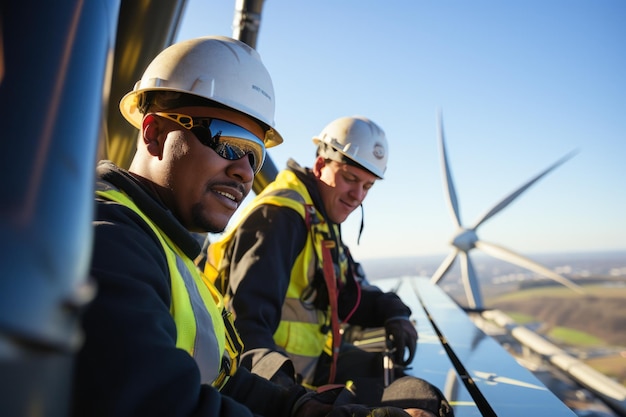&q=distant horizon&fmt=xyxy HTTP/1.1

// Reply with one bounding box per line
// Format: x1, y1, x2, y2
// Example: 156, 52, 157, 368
360, 248, 626, 263
360, 248, 626, 282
